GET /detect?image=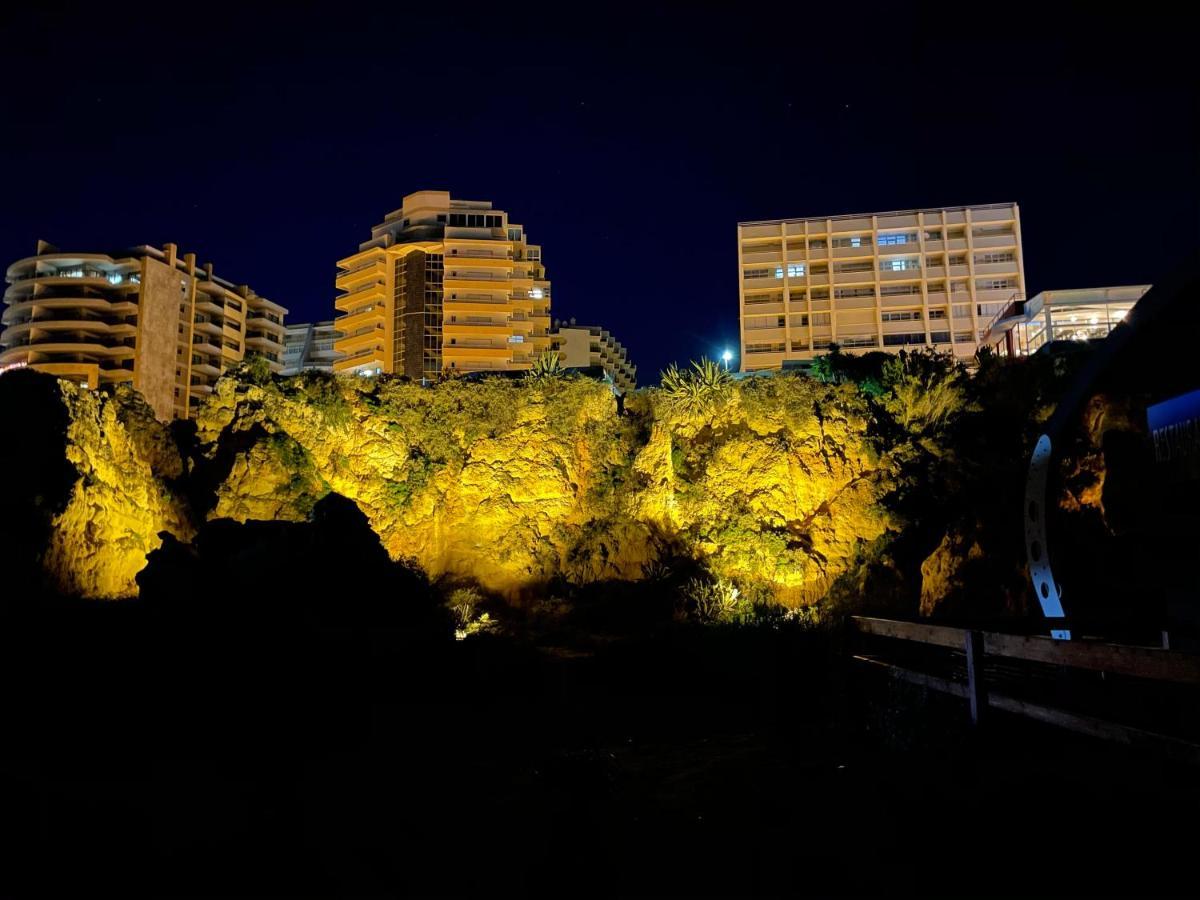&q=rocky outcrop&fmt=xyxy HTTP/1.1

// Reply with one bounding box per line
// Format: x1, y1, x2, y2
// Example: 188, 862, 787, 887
194, 371, 892, 602
42, 381, 193, 598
